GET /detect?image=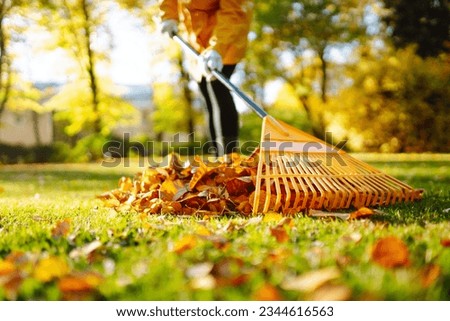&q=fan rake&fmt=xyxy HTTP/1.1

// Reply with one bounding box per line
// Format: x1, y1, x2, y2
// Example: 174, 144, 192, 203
172, 34, 423, 214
